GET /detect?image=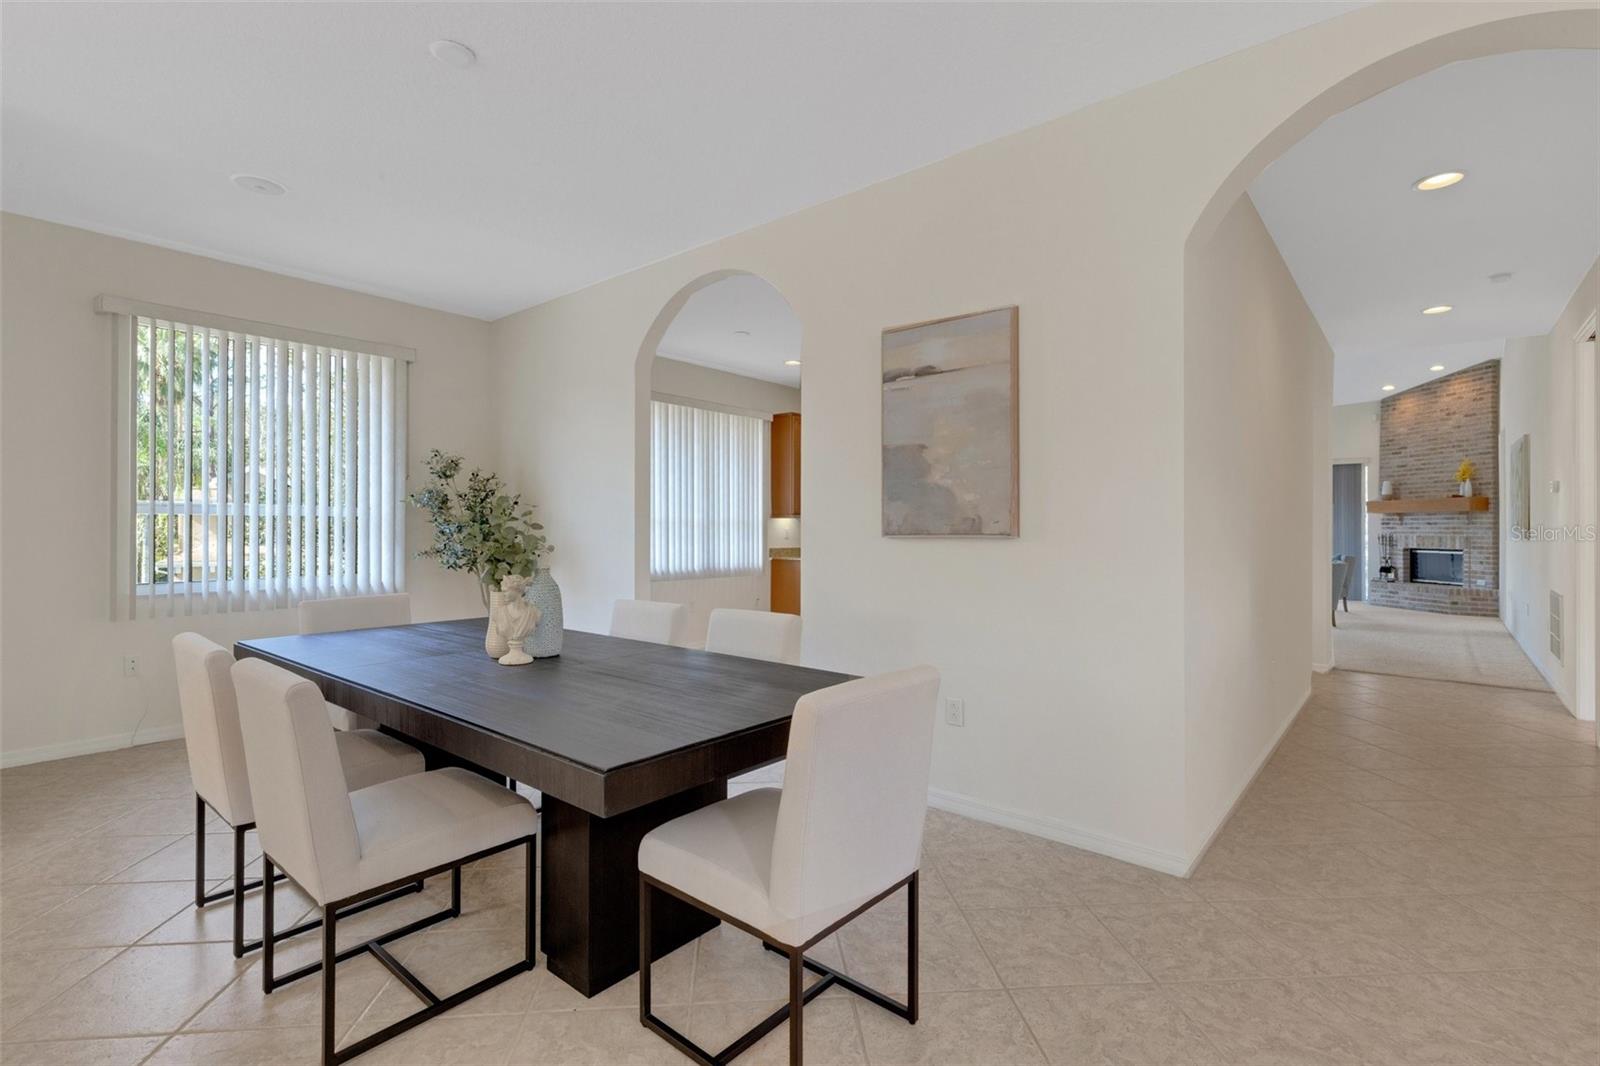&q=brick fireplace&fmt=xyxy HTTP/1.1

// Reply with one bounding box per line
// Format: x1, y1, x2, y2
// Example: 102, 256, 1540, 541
1368, 360, 1499, 616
